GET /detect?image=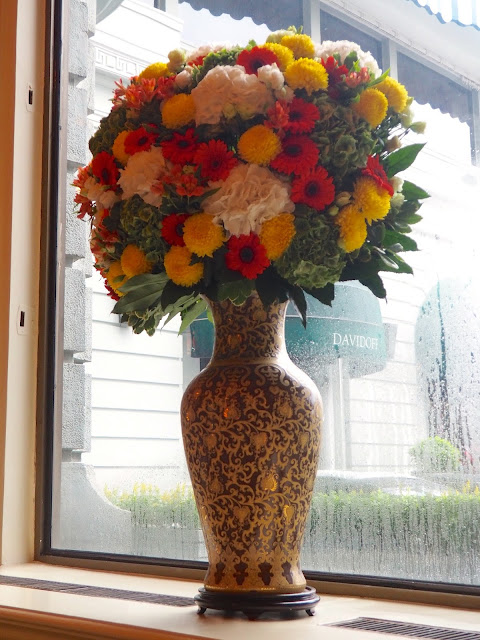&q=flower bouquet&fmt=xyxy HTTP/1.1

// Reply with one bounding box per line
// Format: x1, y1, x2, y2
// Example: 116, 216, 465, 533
75, 27, 427, 335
